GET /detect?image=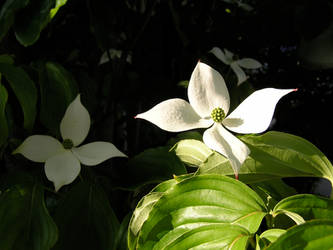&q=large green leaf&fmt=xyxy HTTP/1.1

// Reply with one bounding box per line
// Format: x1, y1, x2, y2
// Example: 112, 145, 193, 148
0, 63, 37, 130
38, 61, 78, 135
53, 181, 119, 250
0, 0, 29, 41
195, 131, 333, 186
14, 0, 55, 46
0, 178, 58, 250
0, 84, 8, 147
267, 220, 333, 249
126, 146, 187, 188
273, 194, 333, 221
128, 174, 267, 249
